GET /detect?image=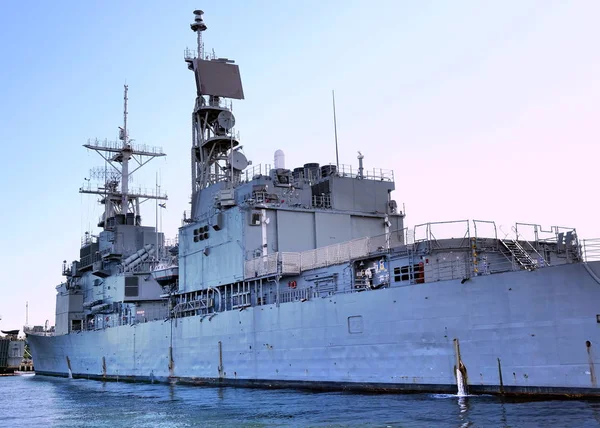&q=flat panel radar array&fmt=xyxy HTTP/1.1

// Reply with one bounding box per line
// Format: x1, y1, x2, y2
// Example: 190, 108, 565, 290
193, 59, 244, 99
